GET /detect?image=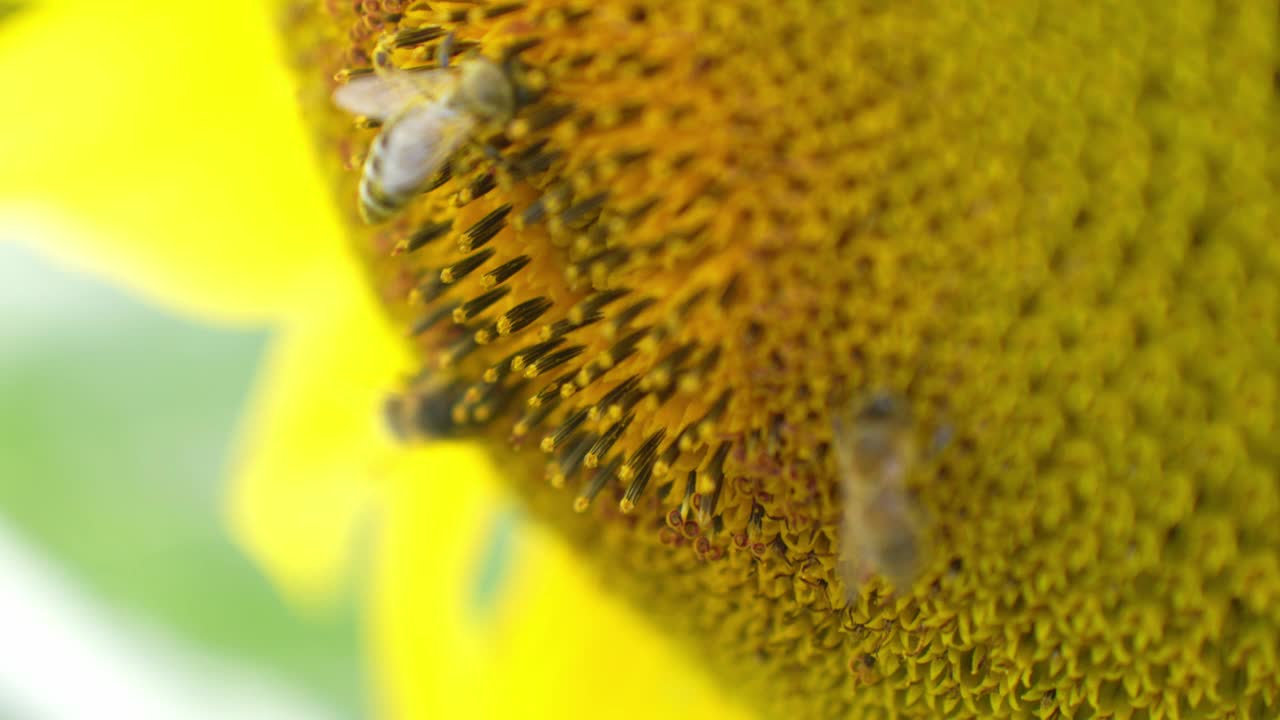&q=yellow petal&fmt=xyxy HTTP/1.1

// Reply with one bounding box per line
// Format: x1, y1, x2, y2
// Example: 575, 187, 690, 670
0, 1, 340, 322
374, 451, 749, 719
225, 258, 412, 606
